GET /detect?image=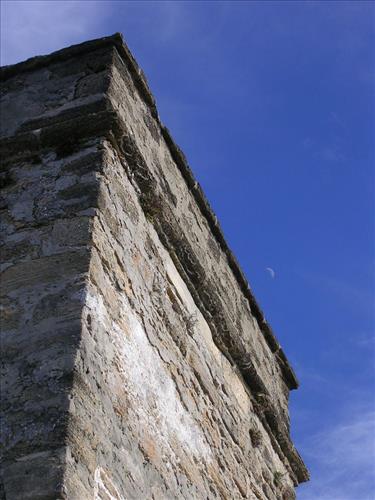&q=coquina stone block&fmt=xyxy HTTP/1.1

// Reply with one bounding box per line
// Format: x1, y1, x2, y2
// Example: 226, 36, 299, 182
0, 34, 308, 499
